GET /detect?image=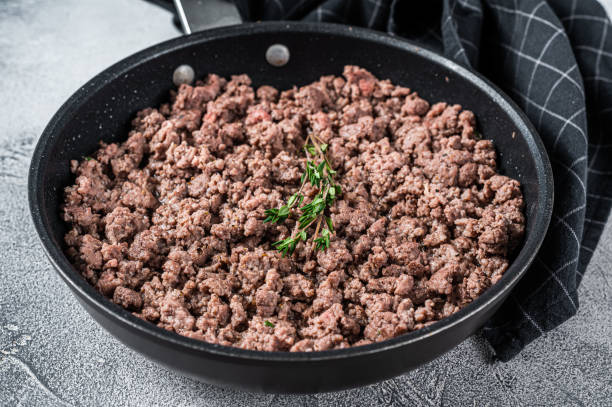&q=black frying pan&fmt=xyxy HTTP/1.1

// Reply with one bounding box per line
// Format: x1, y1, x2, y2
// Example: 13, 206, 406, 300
28, 22, 553, 393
